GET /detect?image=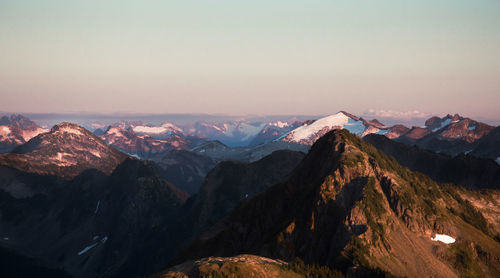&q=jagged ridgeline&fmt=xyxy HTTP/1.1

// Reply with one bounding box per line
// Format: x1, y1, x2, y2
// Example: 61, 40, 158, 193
173, 129, 500, 278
